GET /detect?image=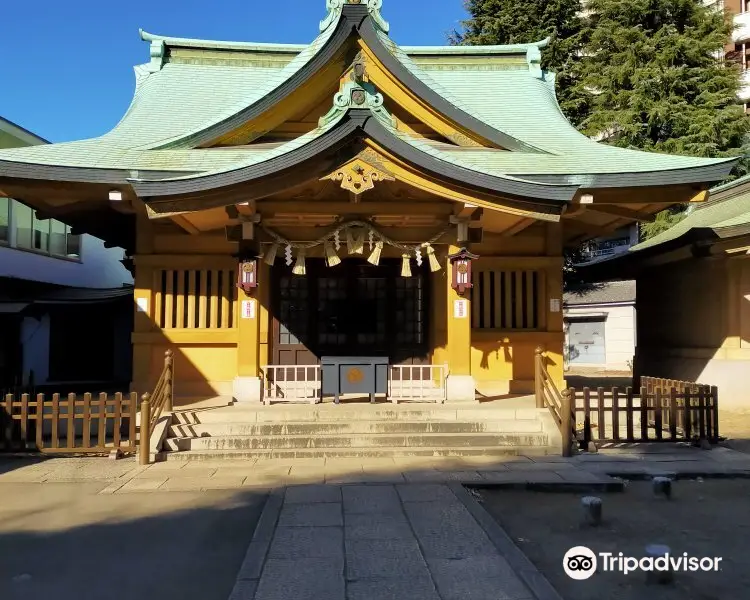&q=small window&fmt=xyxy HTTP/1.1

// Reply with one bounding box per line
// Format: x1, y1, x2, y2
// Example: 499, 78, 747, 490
33, 215, 50, 252
0, 197, 9, 243
14, 202, 33, 250
66, 228, 81, 258
49, 220, 67, 256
